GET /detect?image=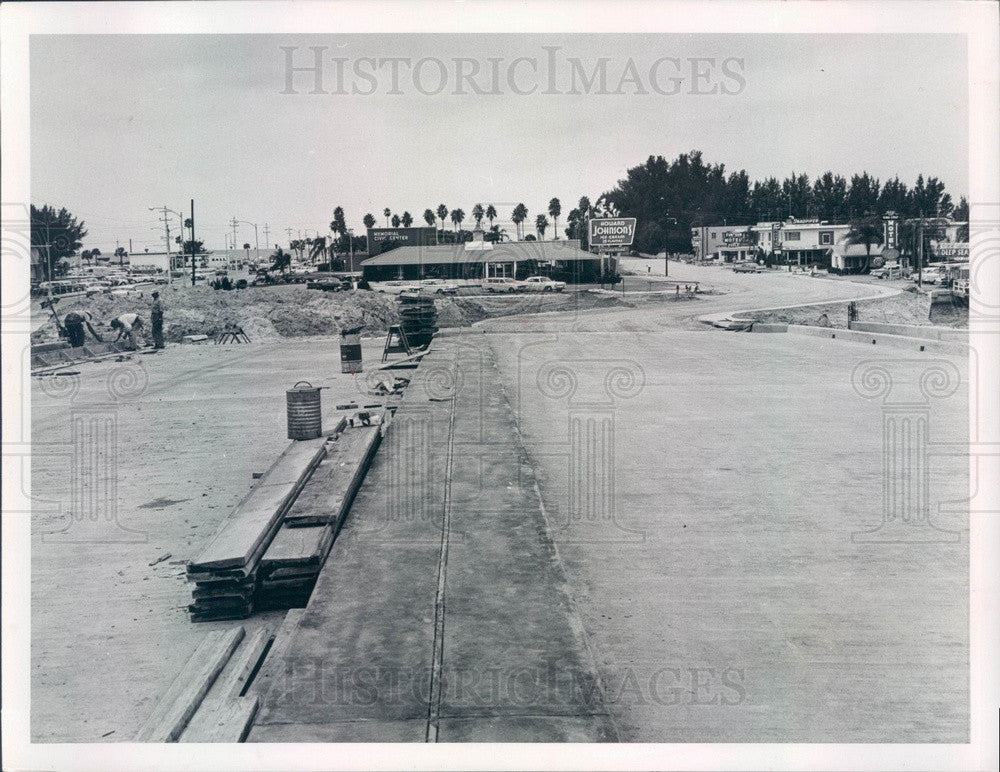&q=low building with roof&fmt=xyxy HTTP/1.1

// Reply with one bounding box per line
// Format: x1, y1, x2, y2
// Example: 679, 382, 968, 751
359, 233, 609, 283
